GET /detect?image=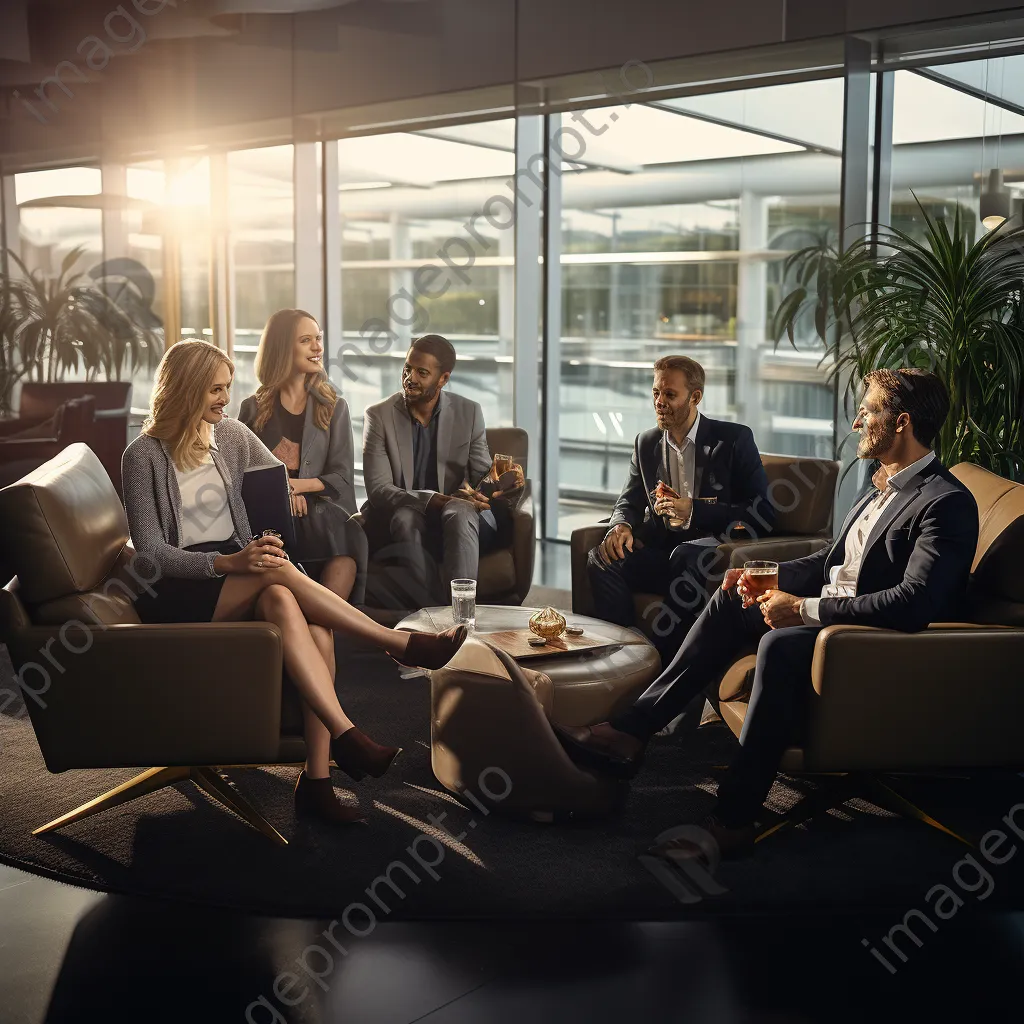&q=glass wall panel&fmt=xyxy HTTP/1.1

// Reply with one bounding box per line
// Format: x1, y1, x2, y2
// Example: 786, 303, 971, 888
14, 167, 102, 279
228, 145, 296, 403
330, 123, 517, 477
555, 85, 842, 536
124, 161, 167, 415
167, 157, 213, 346
889, 66, 1024, 239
